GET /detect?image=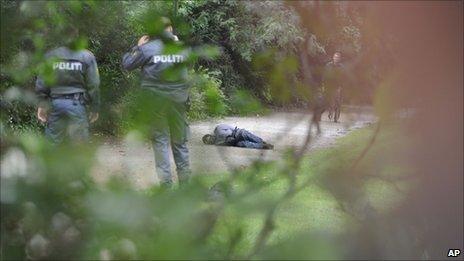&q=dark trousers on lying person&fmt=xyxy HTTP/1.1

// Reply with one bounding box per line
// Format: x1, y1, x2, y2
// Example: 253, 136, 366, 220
228, 129, 265, 149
